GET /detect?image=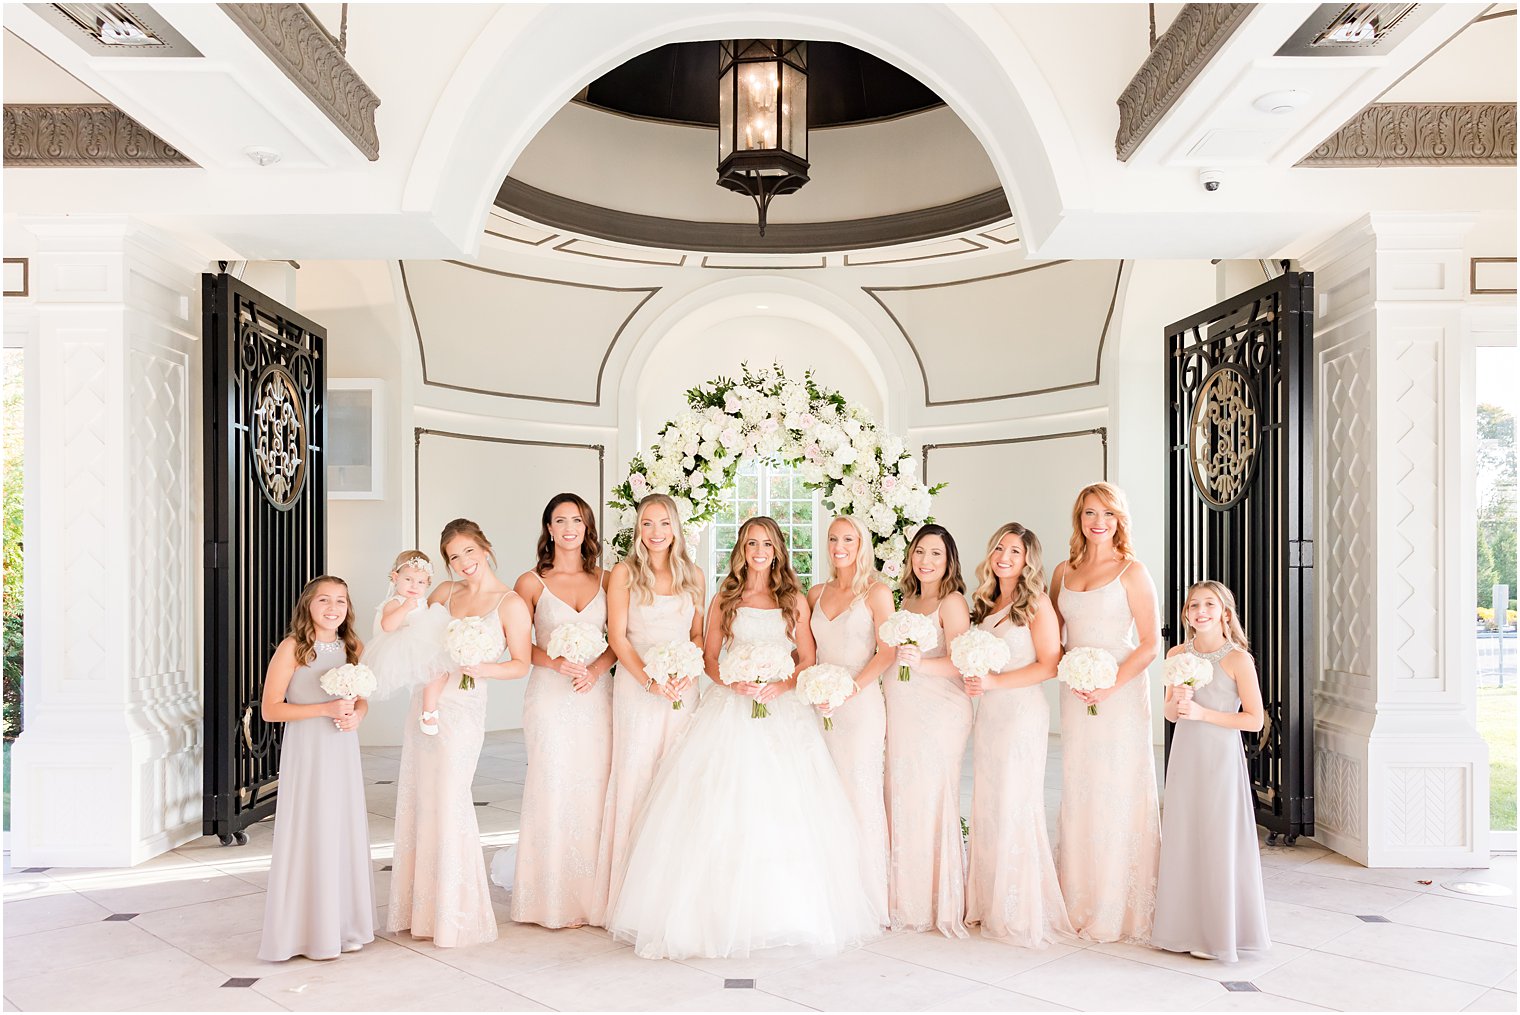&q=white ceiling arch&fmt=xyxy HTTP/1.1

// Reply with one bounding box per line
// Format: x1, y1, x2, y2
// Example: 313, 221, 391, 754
403, 3, 1082, 261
